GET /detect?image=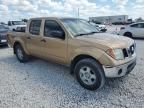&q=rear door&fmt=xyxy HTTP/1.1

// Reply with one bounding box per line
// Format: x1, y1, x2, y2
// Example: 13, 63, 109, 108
137, 23, 144, 38
130, 23, 139, 37
130, 23, 144, 38
26, 19, 43, 57
40, 19, 67, 64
